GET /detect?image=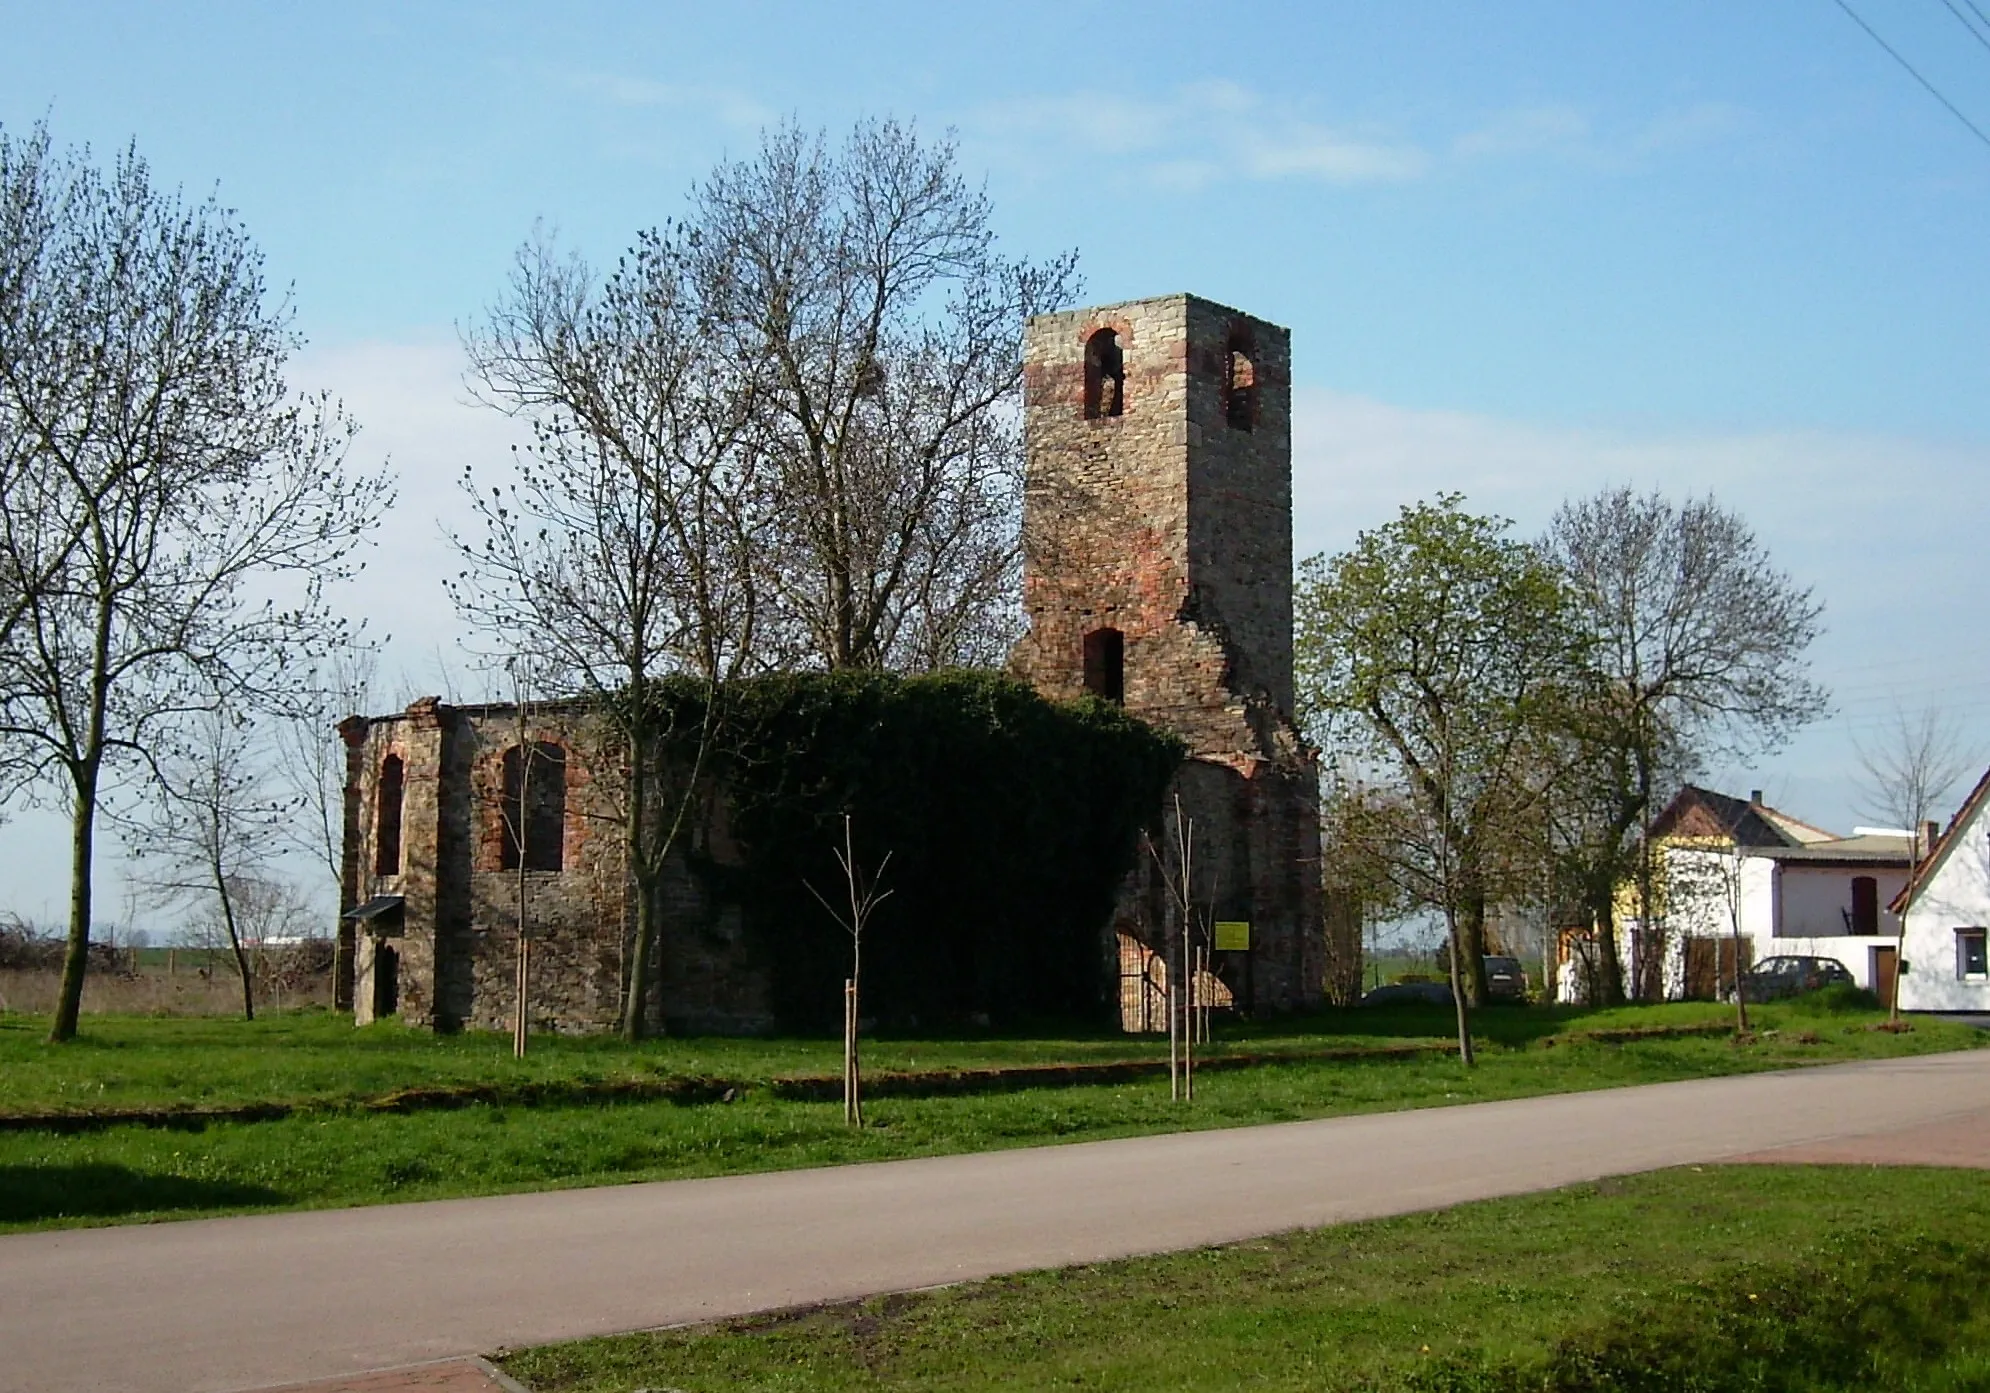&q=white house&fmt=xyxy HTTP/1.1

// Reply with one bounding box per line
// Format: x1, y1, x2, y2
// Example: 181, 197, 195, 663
1893, 767, 1990, 1013
1557, 786, 1914, 1003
